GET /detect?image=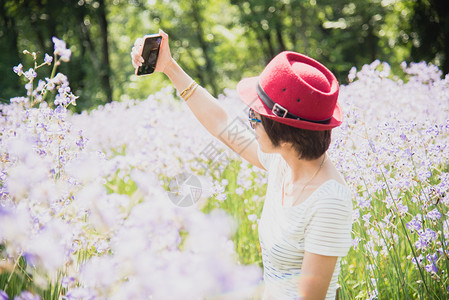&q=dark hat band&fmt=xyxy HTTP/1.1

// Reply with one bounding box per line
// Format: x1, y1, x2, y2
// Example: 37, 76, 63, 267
256, 83, 331, 125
